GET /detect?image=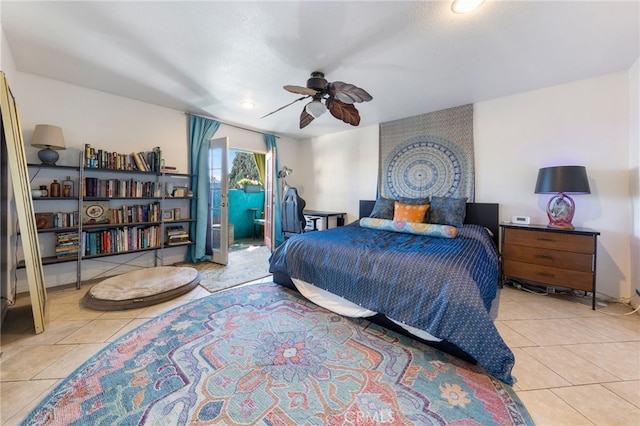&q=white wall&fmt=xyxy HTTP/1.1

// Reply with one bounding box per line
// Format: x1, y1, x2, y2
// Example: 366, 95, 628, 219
629, 58, 640, 306
8, 71, 300, 292
14, 74, 190, 172
477, 72, 632, 299
1, 29, 17, 82
298, 125, 379, 224
301, 71, 635, 300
